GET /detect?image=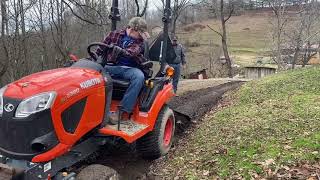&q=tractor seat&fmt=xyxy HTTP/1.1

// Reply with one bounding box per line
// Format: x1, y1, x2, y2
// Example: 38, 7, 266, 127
112, 78, 130, 88
112, 78, 130, 100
